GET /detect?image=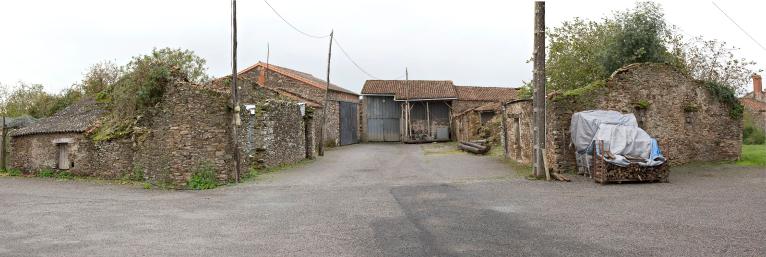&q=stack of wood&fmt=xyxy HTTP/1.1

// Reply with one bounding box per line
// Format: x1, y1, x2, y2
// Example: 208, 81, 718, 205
457, 140, 491, 155
592, 141, 670, 184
